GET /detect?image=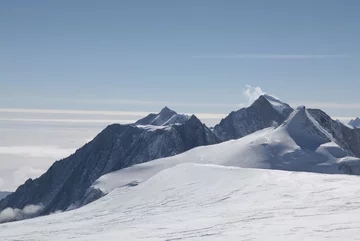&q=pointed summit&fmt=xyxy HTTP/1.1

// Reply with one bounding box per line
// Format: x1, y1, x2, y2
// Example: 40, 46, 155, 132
263, 94, 293, 115
213, 94, 293, 141
349, 117, 360, 128
281, 106, 332, 150
136, 107, 189, 126
250, 94, 292, 116
159, 106, 176, 115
